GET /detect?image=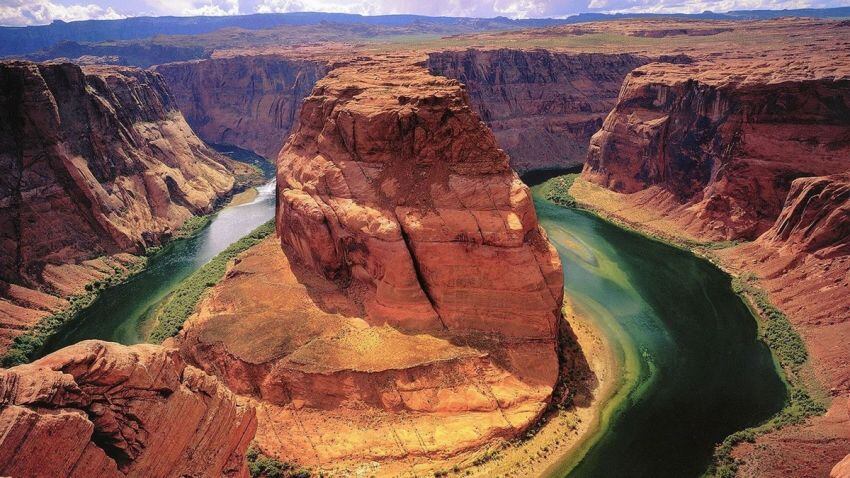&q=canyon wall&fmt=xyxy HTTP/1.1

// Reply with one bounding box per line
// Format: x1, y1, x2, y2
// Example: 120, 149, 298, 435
759, 173, 850, 256
583, 61, 850, 241
427, 49, 653, 171
574, 58, 850, 478
0, 340, 256, 477
155, 55, 327, 160
0, 61, 244, 352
